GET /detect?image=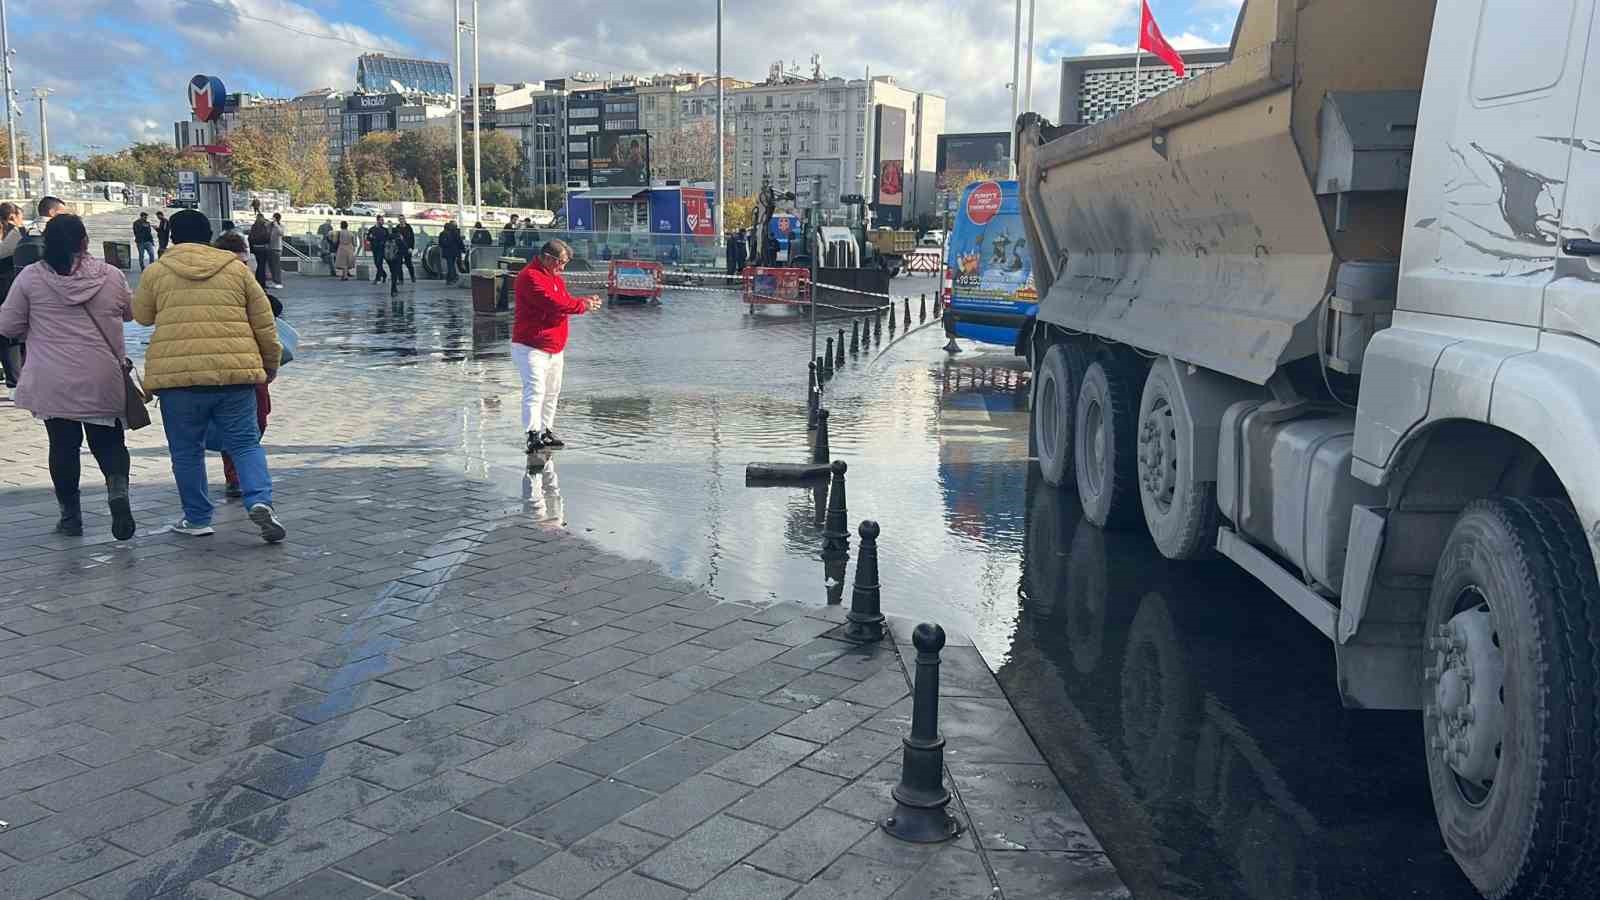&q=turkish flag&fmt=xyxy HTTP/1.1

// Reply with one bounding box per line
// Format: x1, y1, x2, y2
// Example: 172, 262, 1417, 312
1139, 0, 1186, 77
